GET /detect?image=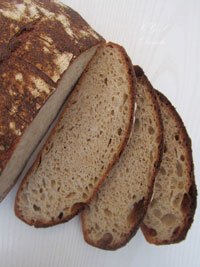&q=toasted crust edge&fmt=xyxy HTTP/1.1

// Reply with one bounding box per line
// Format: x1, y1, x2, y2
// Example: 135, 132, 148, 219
14, 42, 136, 228
141, 89, 197, 245
81, 65, 164, 250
